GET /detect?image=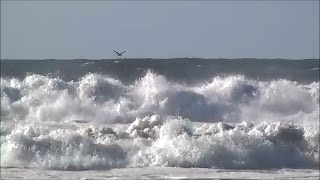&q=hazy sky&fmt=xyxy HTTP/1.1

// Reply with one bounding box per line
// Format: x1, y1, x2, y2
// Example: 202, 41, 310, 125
1, 1, 319, 59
